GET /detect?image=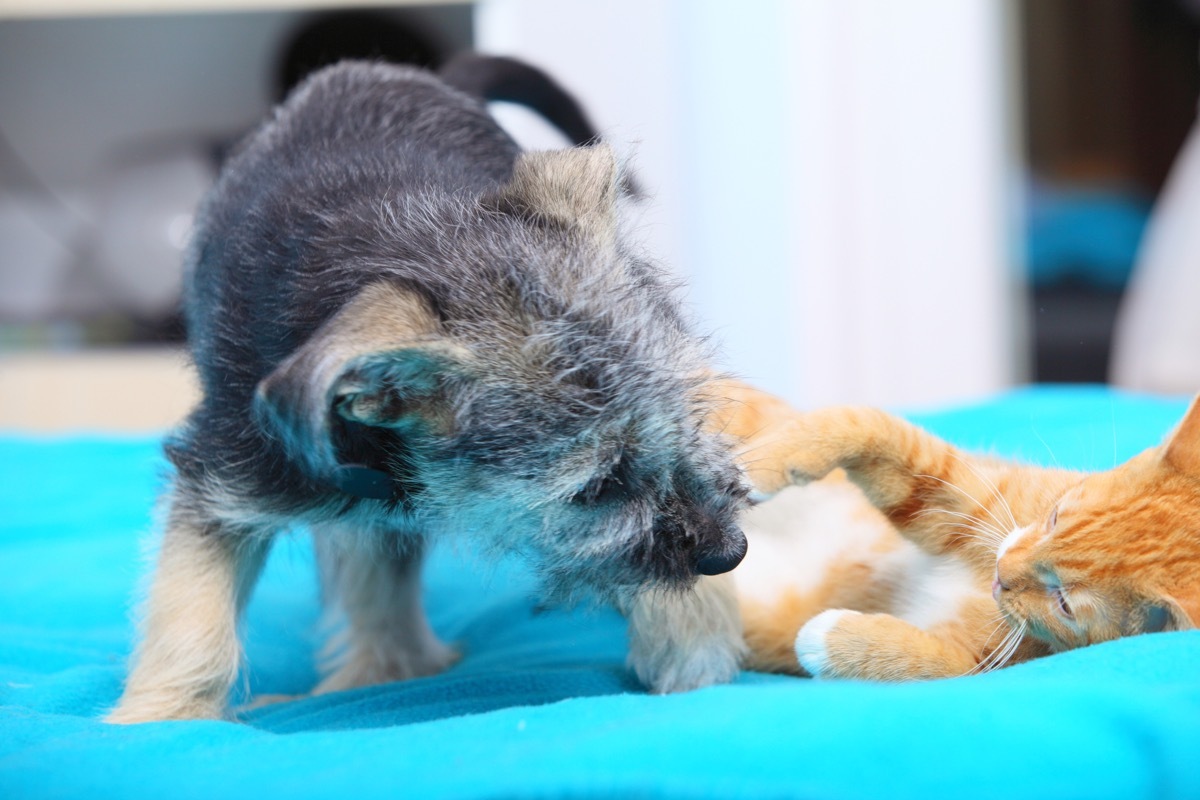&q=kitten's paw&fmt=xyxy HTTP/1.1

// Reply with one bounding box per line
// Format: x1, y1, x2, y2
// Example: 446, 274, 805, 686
739, 420, 839, 499
795, 609, 860, 679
